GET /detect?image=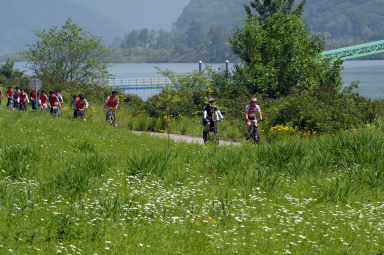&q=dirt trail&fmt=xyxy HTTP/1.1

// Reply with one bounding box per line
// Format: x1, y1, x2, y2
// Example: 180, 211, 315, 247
132, 131, 241, 146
